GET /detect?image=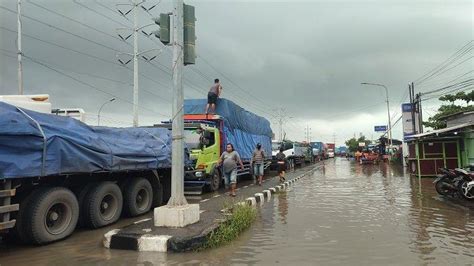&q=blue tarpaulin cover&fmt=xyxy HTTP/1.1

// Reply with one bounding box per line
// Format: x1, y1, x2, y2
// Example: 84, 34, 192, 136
0, 102, 172, 179
184, 98, 273, 160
